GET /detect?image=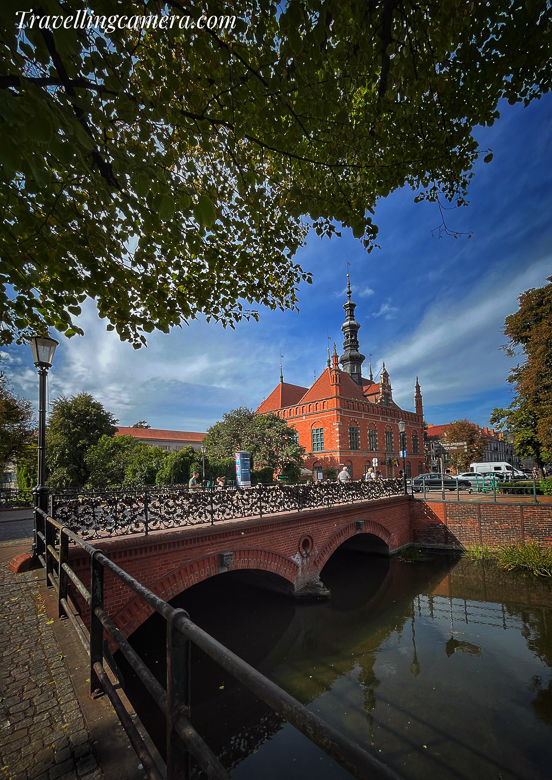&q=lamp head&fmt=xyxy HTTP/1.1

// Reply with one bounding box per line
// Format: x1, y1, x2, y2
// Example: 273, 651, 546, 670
29, 335, 58, 369
398, 419, 406, 433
